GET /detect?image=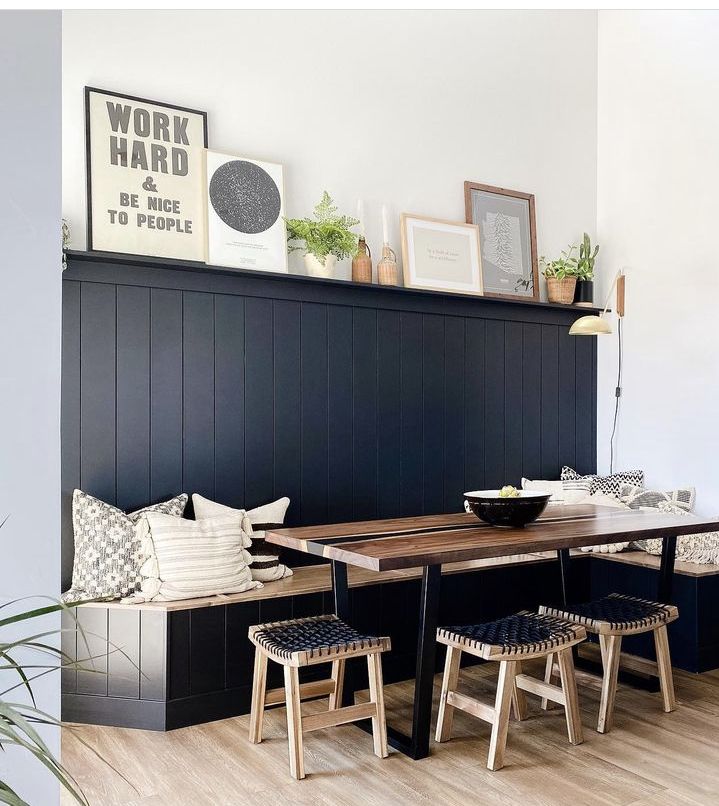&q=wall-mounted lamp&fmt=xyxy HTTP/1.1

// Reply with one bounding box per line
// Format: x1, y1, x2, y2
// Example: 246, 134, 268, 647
569, 270, 626, 473
569, 270, 625, 335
